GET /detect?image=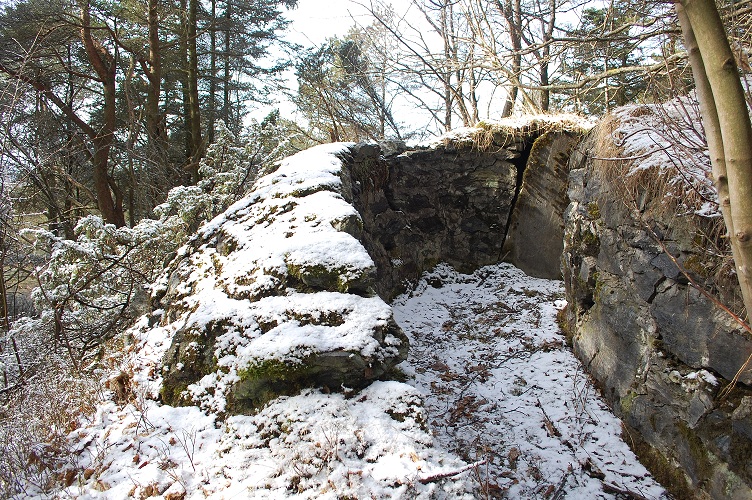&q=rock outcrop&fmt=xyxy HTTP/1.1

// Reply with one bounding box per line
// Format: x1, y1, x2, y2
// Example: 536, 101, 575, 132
153, 144, 408, 414
153, 117, 588, 415
502, 130, 583, 279
562, 111, 752, 498
149, 108, 752, 498
344, 139, 520, 299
